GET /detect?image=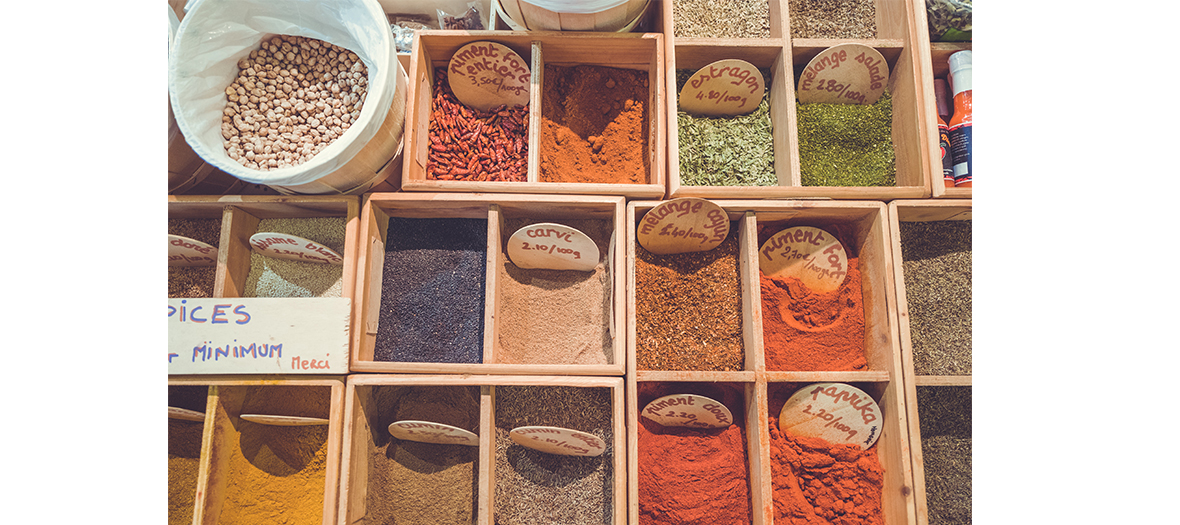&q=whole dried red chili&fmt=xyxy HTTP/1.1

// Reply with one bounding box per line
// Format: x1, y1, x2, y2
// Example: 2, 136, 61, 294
427, 68, 529, 182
